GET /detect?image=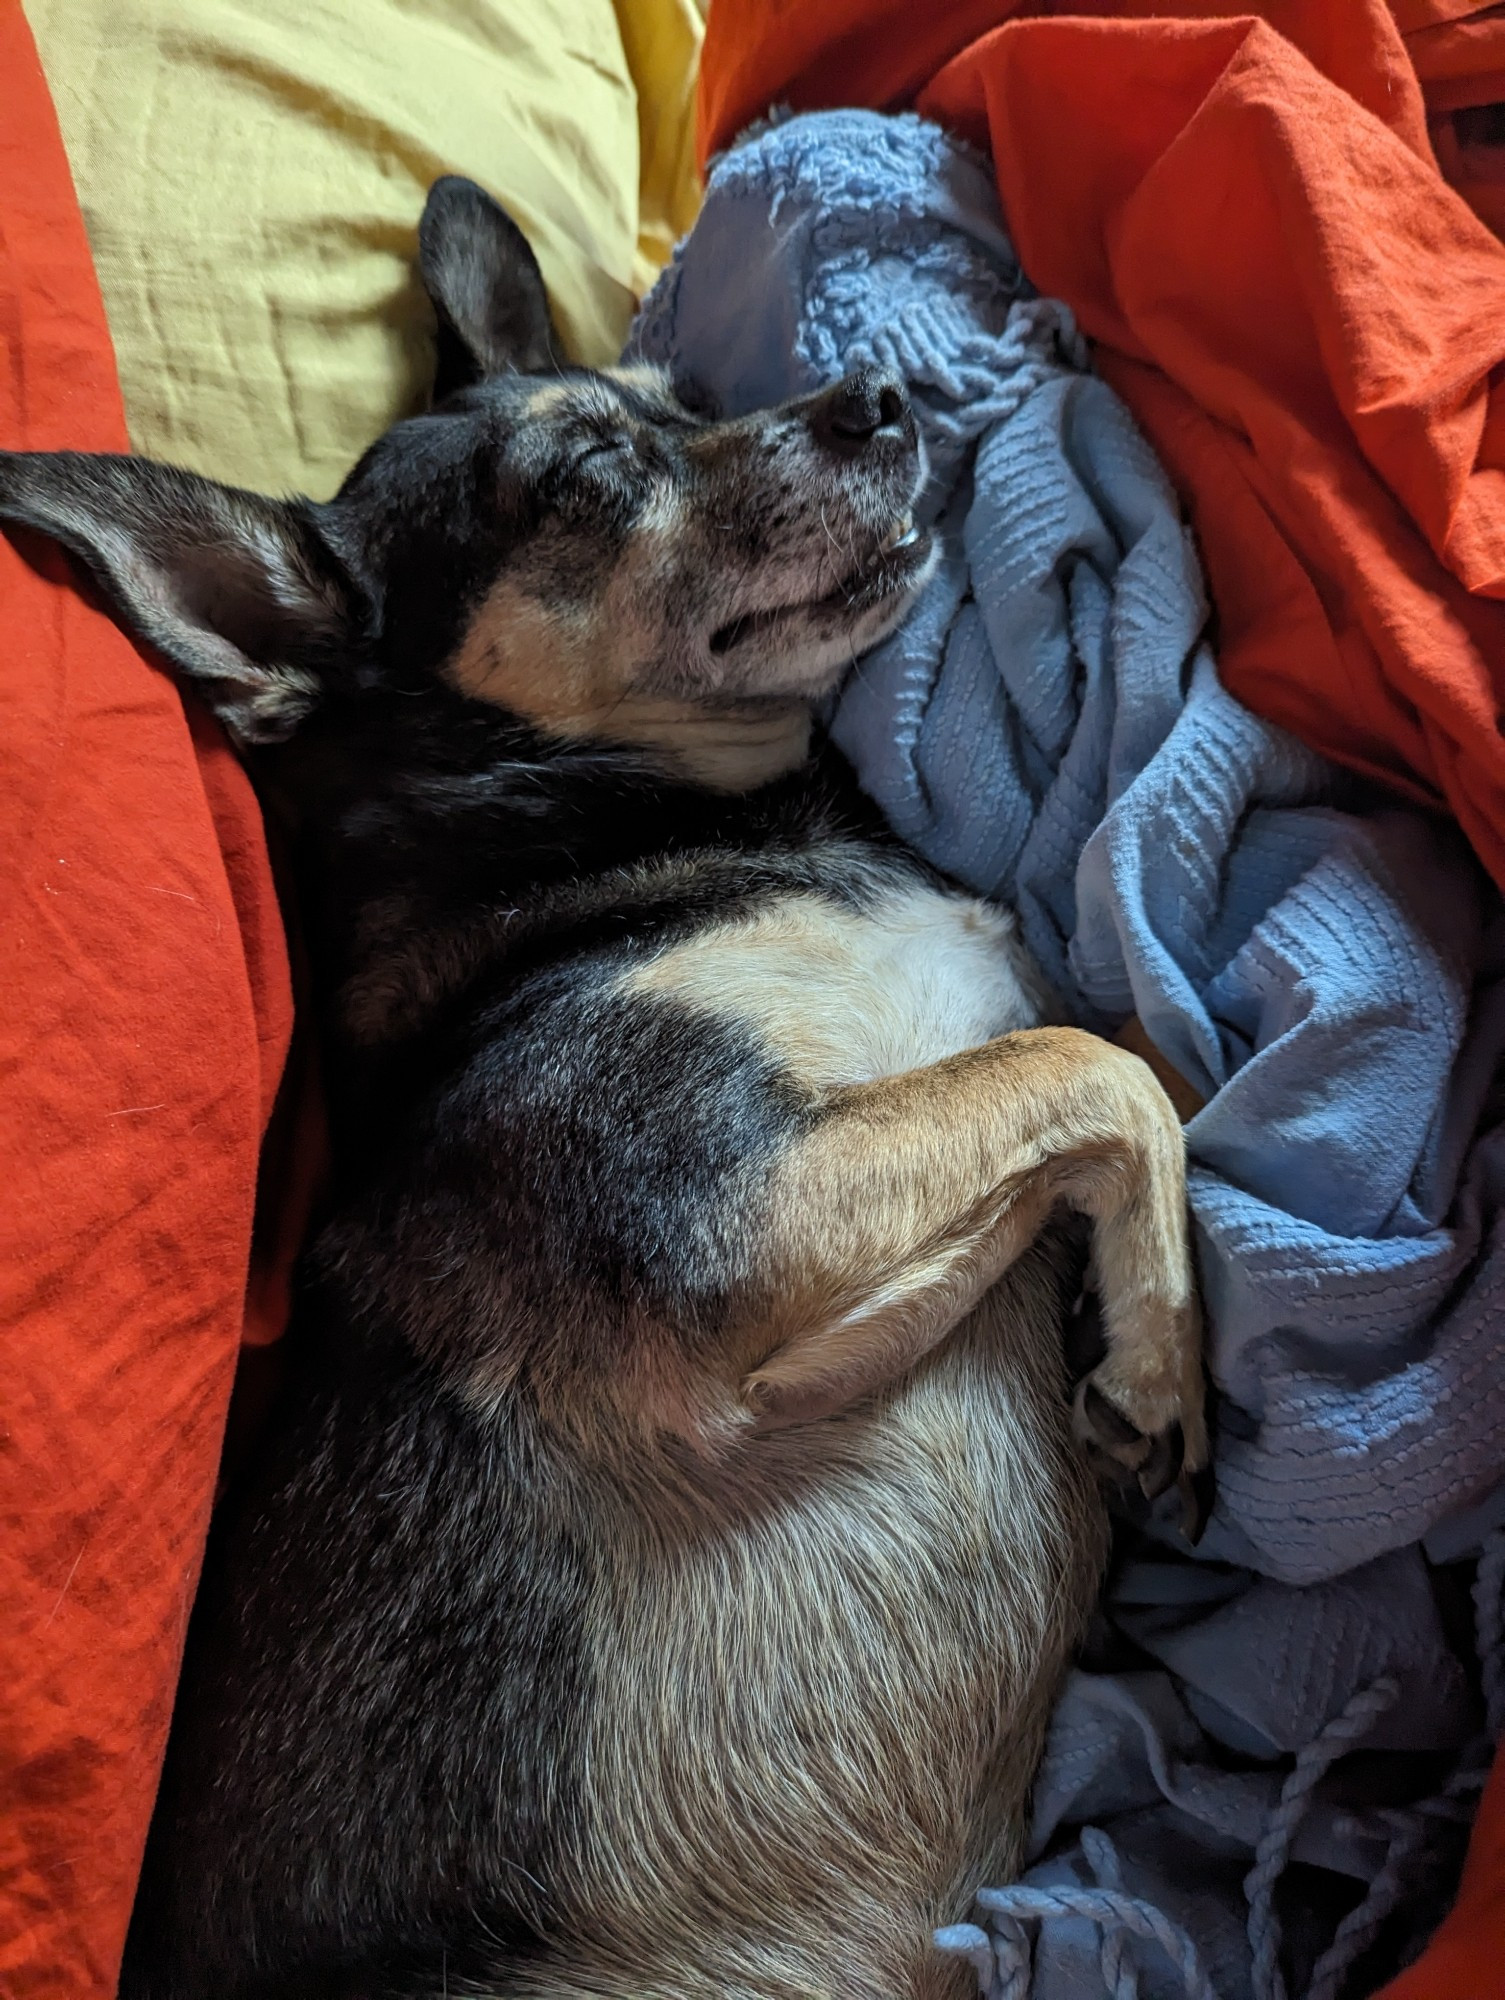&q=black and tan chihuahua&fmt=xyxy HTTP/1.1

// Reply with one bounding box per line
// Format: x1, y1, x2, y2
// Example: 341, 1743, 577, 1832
0, 178, 1206, 2000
